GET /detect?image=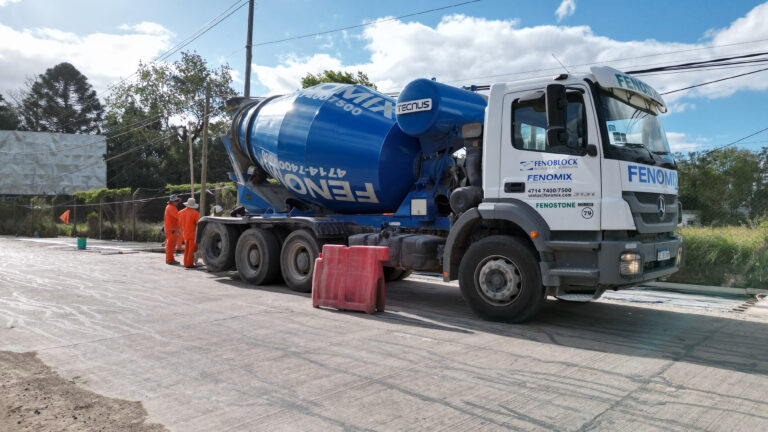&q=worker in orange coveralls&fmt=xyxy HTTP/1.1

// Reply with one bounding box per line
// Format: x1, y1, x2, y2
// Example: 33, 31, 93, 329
164, 194, 182, 265
178, 197, 201, 268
